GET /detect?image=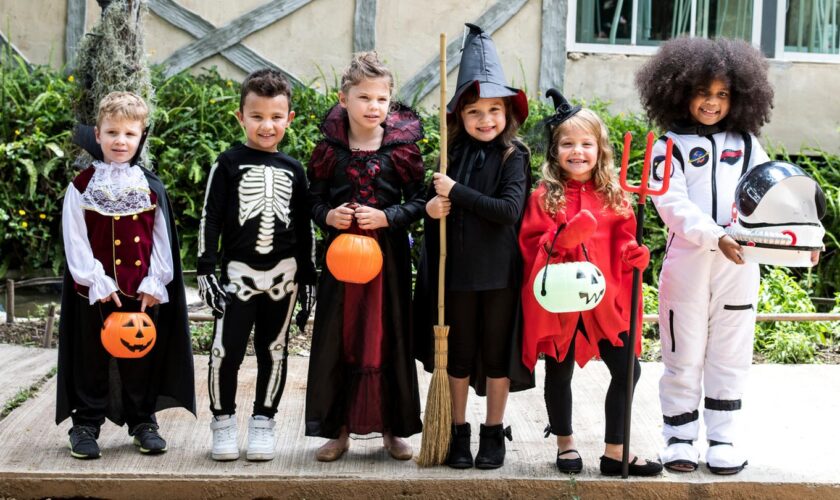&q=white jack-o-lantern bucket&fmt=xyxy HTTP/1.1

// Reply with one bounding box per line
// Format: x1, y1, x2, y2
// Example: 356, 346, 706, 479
534, 260, 606, 313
